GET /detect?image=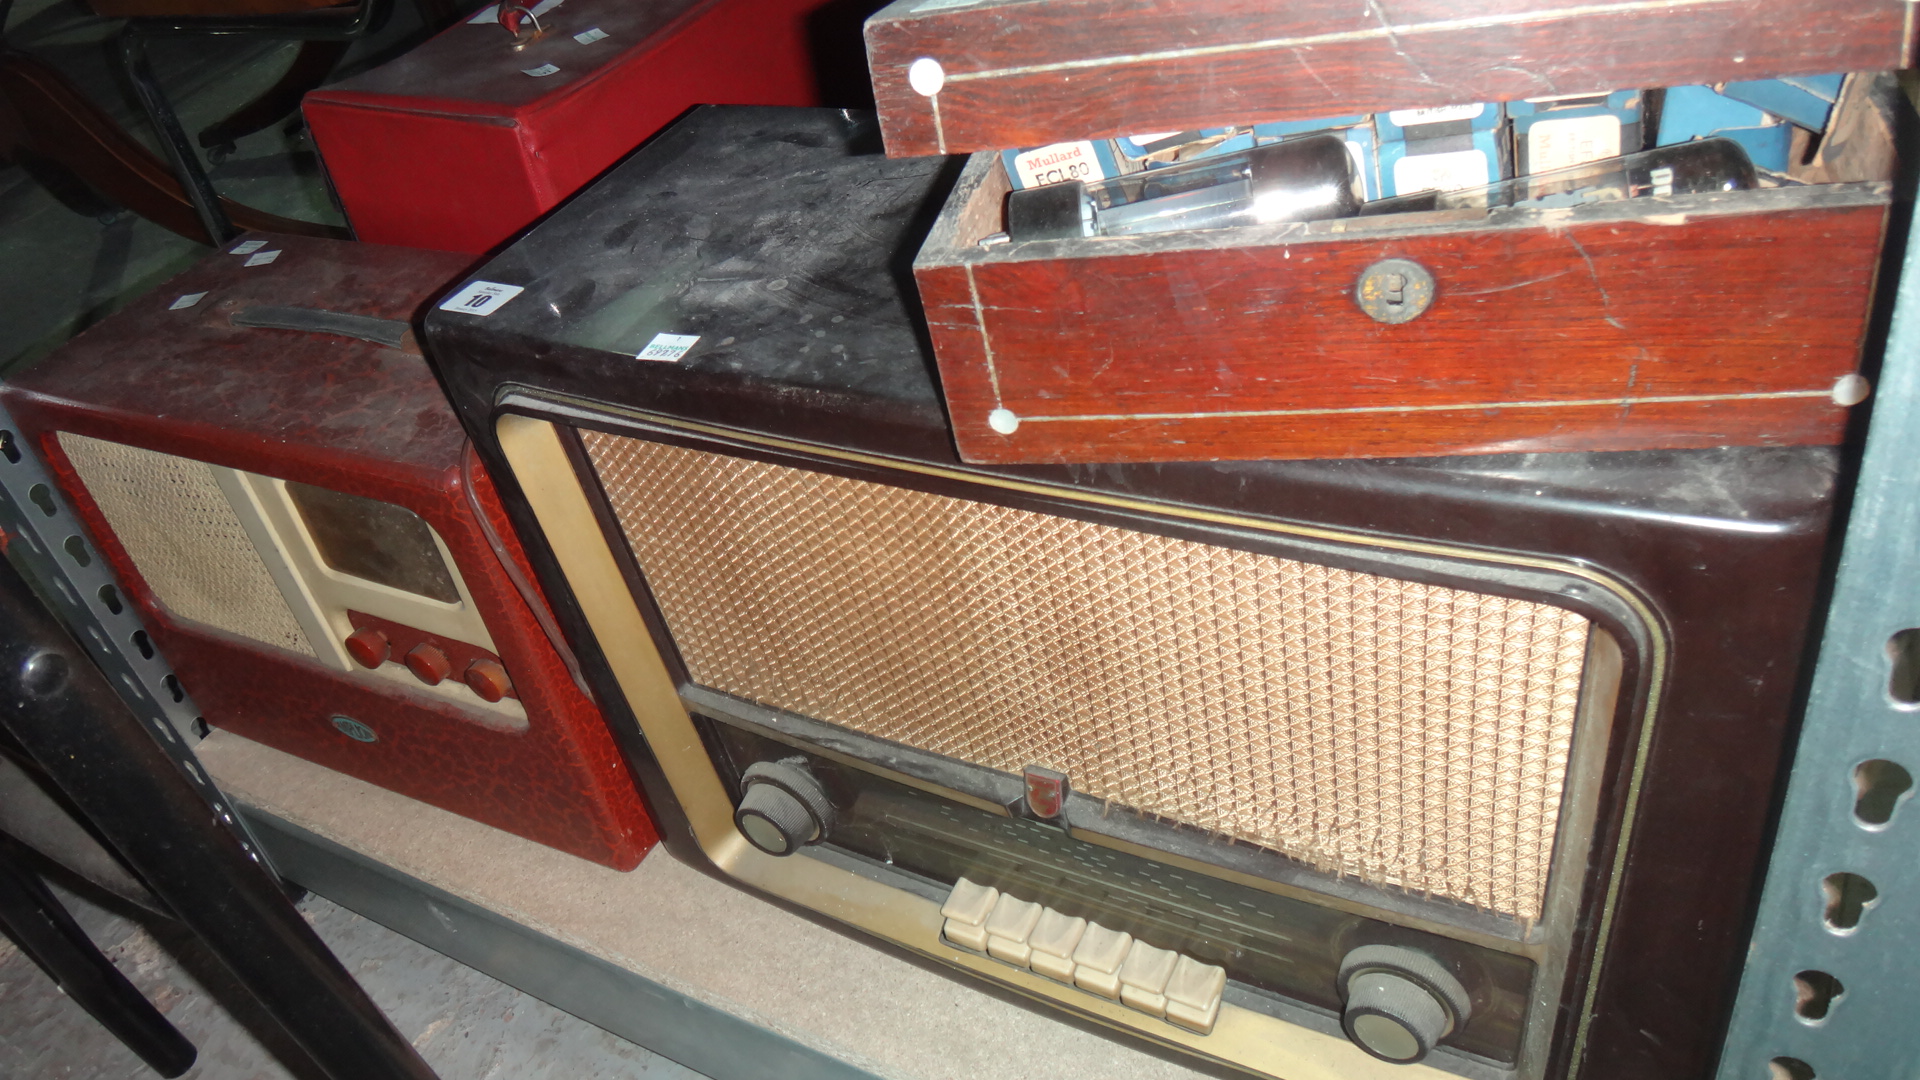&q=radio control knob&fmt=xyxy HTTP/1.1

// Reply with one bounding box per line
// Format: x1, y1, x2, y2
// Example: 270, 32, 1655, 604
735, 759, 833, 856
405, 643, 452, 685
1337, 945, 1471, 1064
345, 628, 389, 668
464, 659, 513, 702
